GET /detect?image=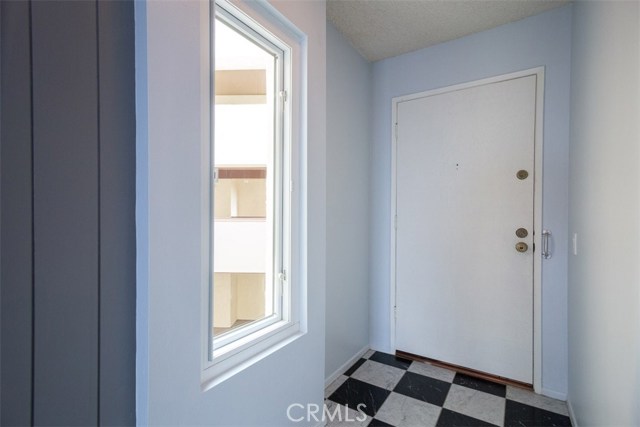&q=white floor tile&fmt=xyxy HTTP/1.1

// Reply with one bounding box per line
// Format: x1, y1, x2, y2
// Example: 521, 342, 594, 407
351, 360, 406, 391
375, 392, 441, 427
443, 384, 505, 426
407, 361, 456, 383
